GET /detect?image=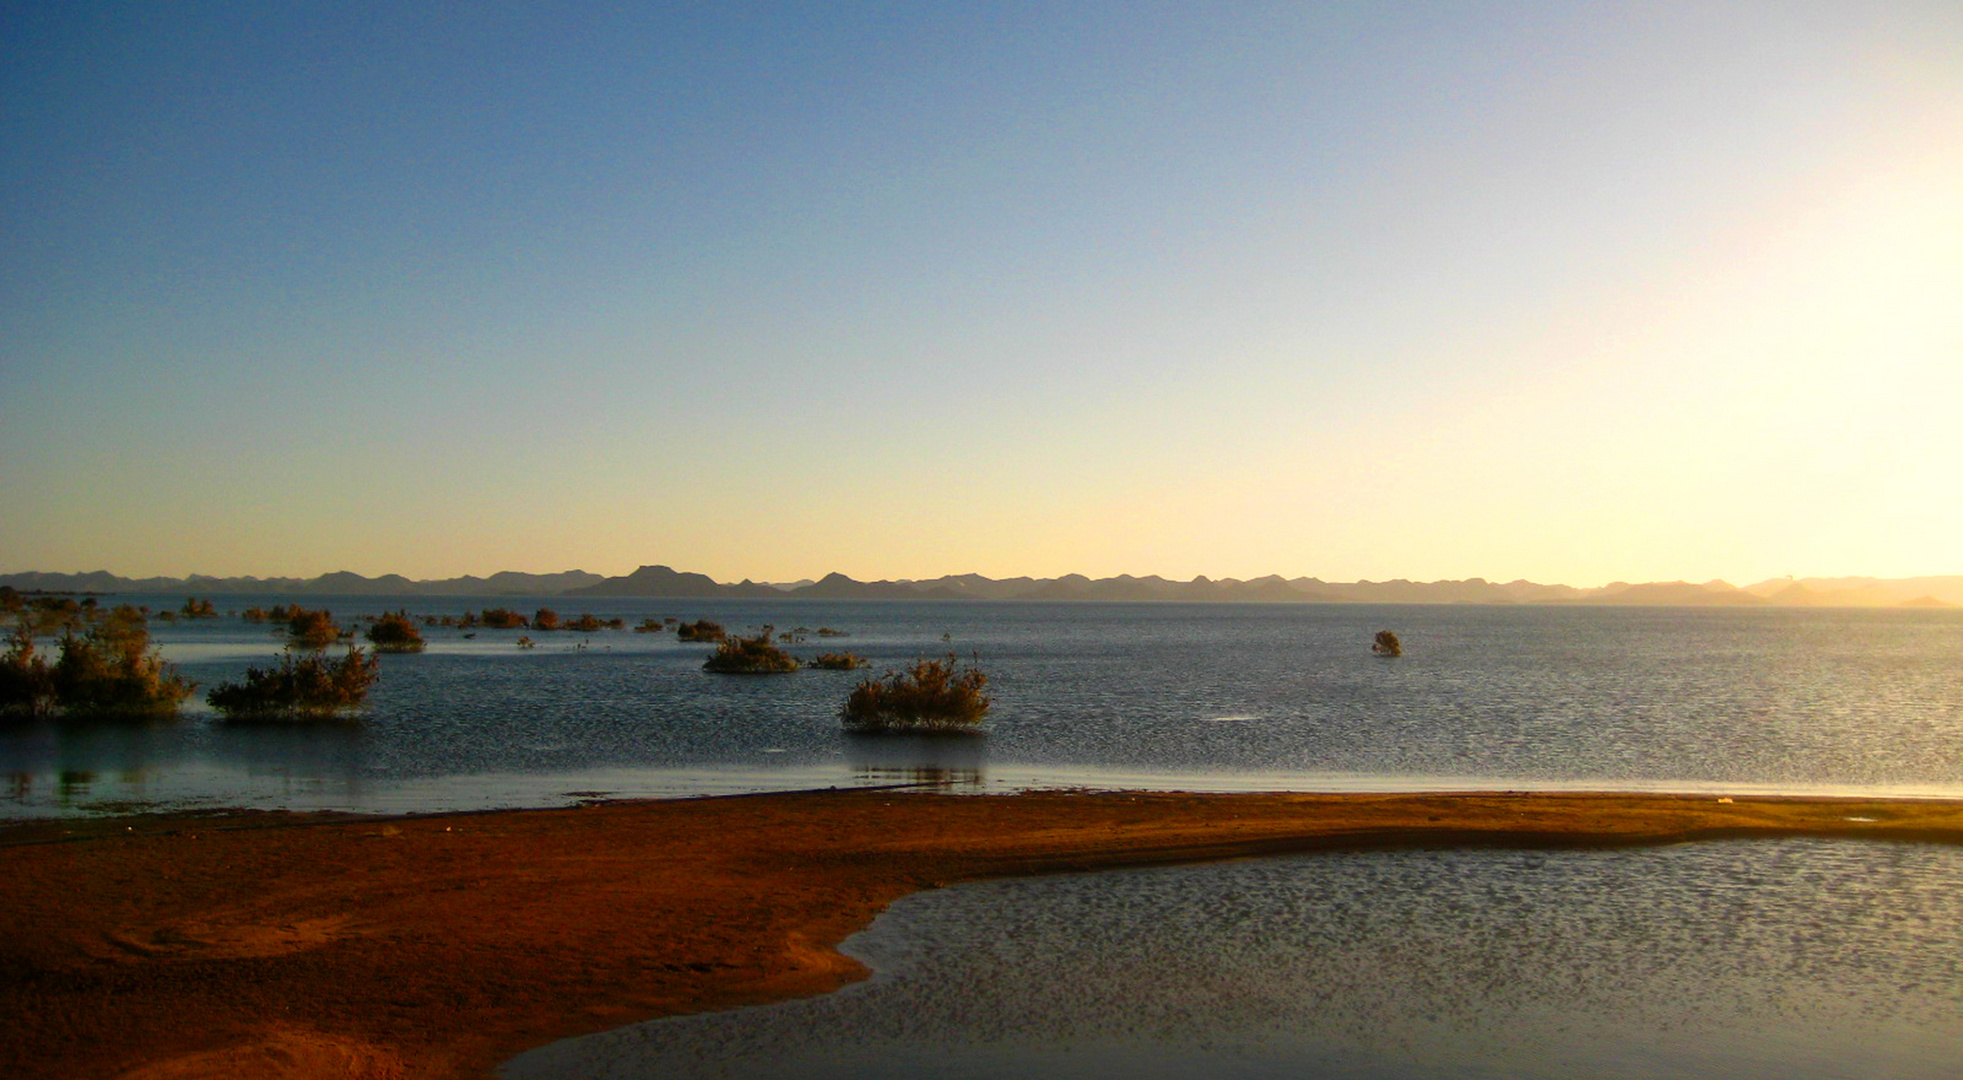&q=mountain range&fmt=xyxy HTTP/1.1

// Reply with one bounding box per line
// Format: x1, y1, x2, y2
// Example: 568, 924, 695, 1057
4, 566, 1959, 608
